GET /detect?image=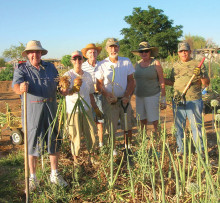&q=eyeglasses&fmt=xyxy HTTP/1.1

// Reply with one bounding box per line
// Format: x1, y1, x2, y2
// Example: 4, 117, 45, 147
139, 50, 150, 54
72, 56, 82, 61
